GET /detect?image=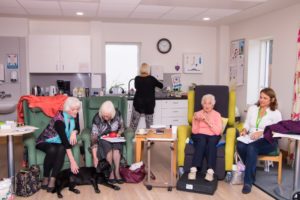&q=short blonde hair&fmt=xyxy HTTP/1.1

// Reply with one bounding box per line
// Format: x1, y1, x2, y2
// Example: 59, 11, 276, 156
201, 94, 216, 106
140, 63, 150, 75
99, 101, 116, 119
63, 97, 81, 112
